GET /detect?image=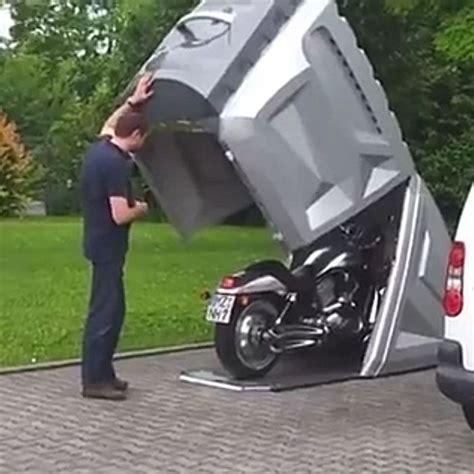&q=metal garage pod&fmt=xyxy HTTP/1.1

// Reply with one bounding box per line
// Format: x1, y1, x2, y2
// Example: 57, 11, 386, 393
133, 0, 451, 388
